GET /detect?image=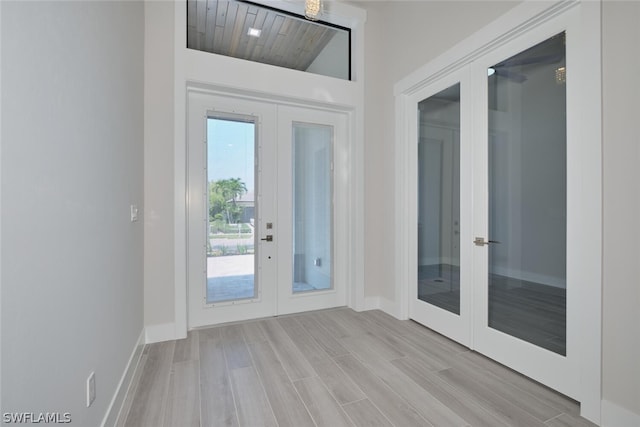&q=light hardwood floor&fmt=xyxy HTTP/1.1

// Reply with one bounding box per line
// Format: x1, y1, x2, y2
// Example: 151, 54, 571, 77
117, 308, 596, 427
